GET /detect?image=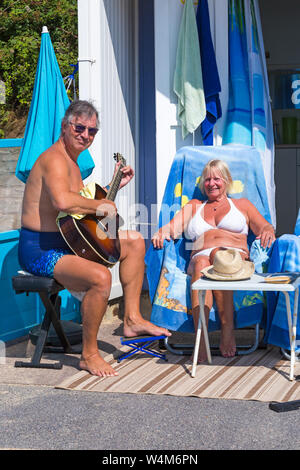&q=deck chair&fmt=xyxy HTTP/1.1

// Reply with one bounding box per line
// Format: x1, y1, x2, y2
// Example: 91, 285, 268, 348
145, 144, 273, 355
